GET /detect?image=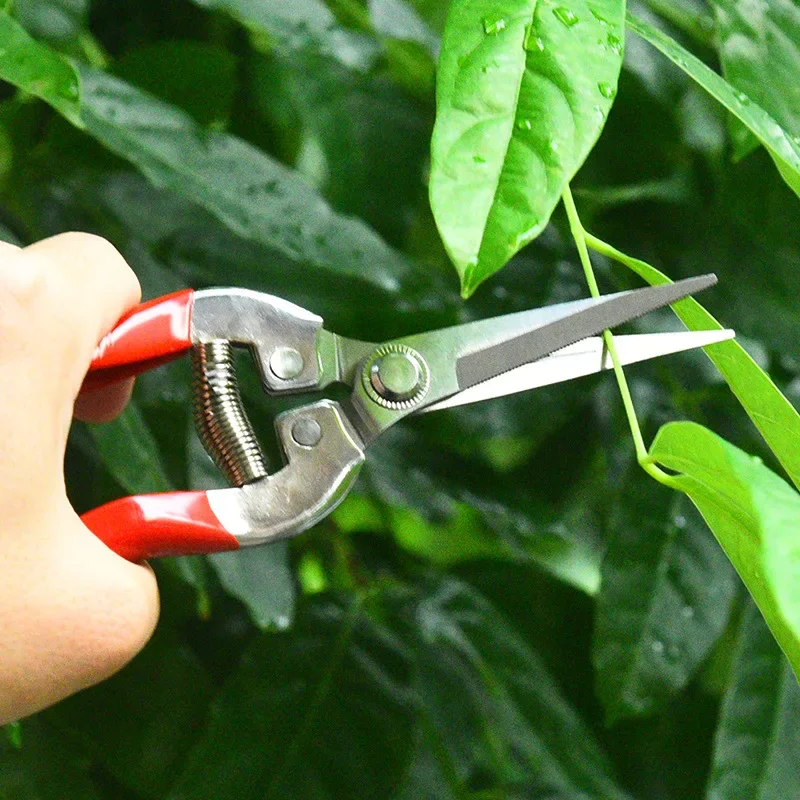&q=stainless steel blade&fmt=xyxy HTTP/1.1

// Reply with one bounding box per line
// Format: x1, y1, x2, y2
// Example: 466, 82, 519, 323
456, 275, 717, 390
422, 329, 734, 413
